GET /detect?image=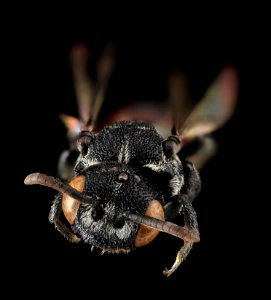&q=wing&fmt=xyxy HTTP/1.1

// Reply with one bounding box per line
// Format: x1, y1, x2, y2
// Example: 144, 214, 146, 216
61, 42, 115, 135
90, 41, 115, 130
58, 42, 115, 180
69, 44, 94, 126
179, 66, 238, 144
164, 66, 238, 168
